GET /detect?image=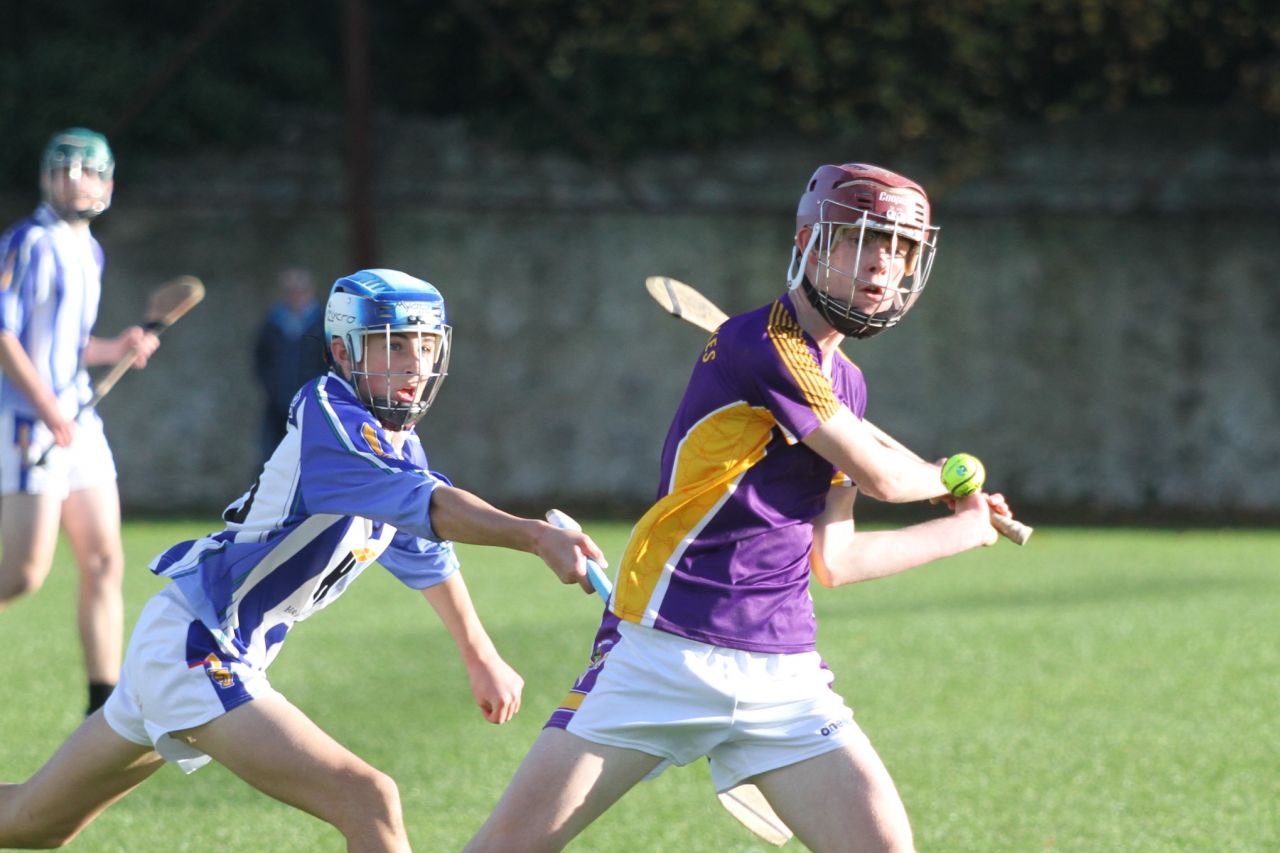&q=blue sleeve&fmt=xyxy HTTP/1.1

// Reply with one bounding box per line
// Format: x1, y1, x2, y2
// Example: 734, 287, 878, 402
379, 529, 460, 589
0, 224, 44, 335
296, 375, 444, 541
